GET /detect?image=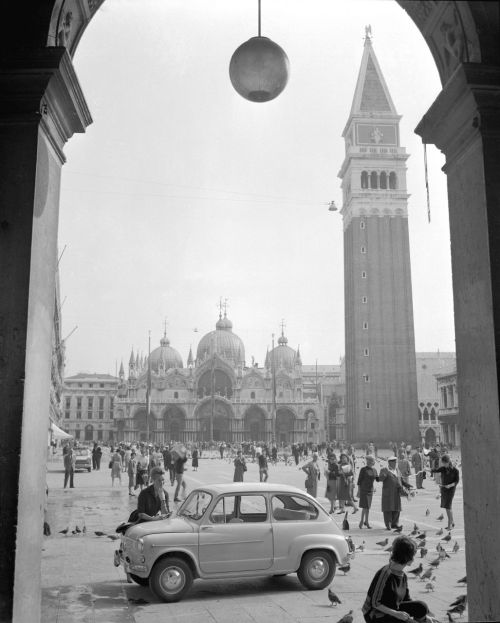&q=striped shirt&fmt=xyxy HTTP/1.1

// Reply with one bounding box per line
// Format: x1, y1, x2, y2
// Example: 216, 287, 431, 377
362, 564, 410, 619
